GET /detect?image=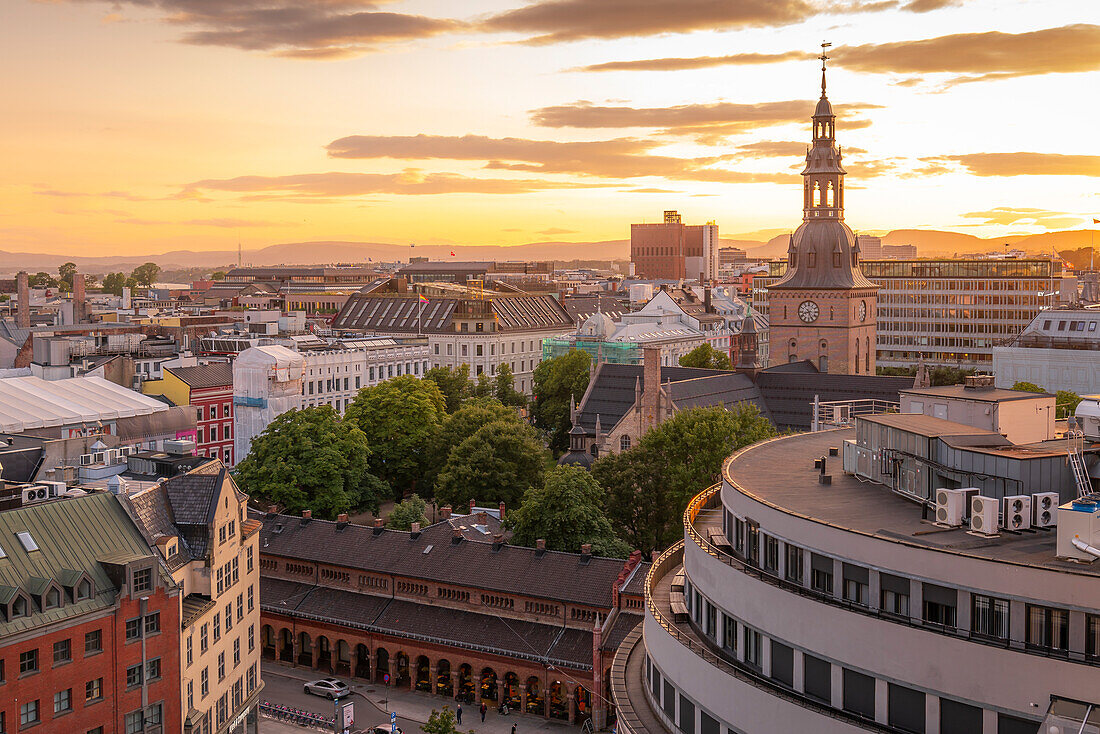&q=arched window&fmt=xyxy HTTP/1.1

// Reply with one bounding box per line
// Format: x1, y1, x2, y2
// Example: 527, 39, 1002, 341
855, 338, 860, 374
819, 356, 828, 372
620, 435, 631, 452
826, 182, 834, 207
590, 445, 599, 459
813, 182, 821, 206
866, 337, 871, 372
